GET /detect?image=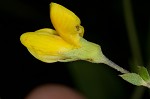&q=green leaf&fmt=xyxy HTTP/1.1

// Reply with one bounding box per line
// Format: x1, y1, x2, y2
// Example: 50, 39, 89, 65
120, 73, 146, 86
137, 66, 150, 82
